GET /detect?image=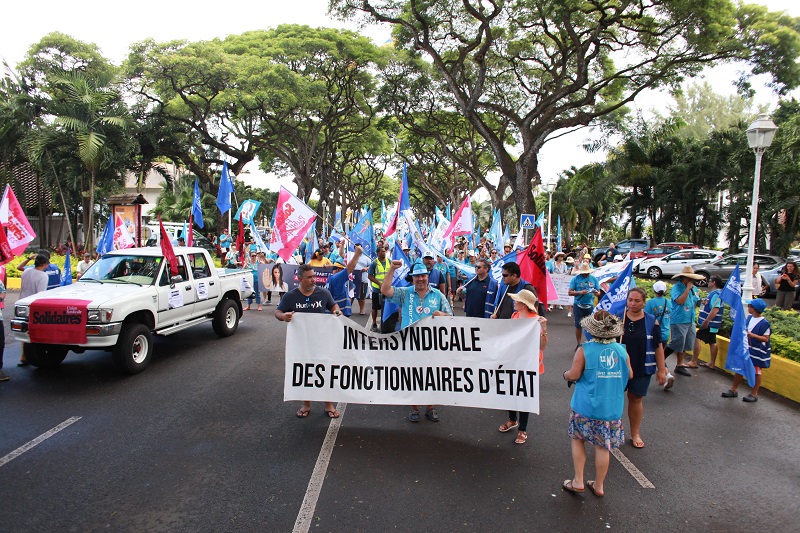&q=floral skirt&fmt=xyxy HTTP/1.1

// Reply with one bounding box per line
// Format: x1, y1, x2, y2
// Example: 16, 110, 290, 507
568, 410, 625, 451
